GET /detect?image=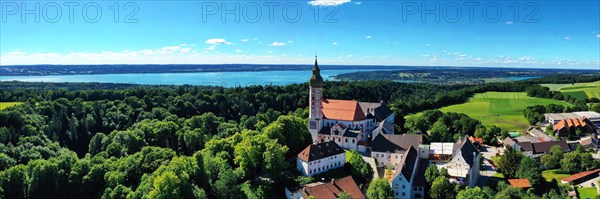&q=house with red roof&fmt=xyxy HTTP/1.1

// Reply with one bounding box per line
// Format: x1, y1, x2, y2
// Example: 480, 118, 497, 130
307, 56, 395, 152
553, 117, 595, 138
285, 176, 365, 199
